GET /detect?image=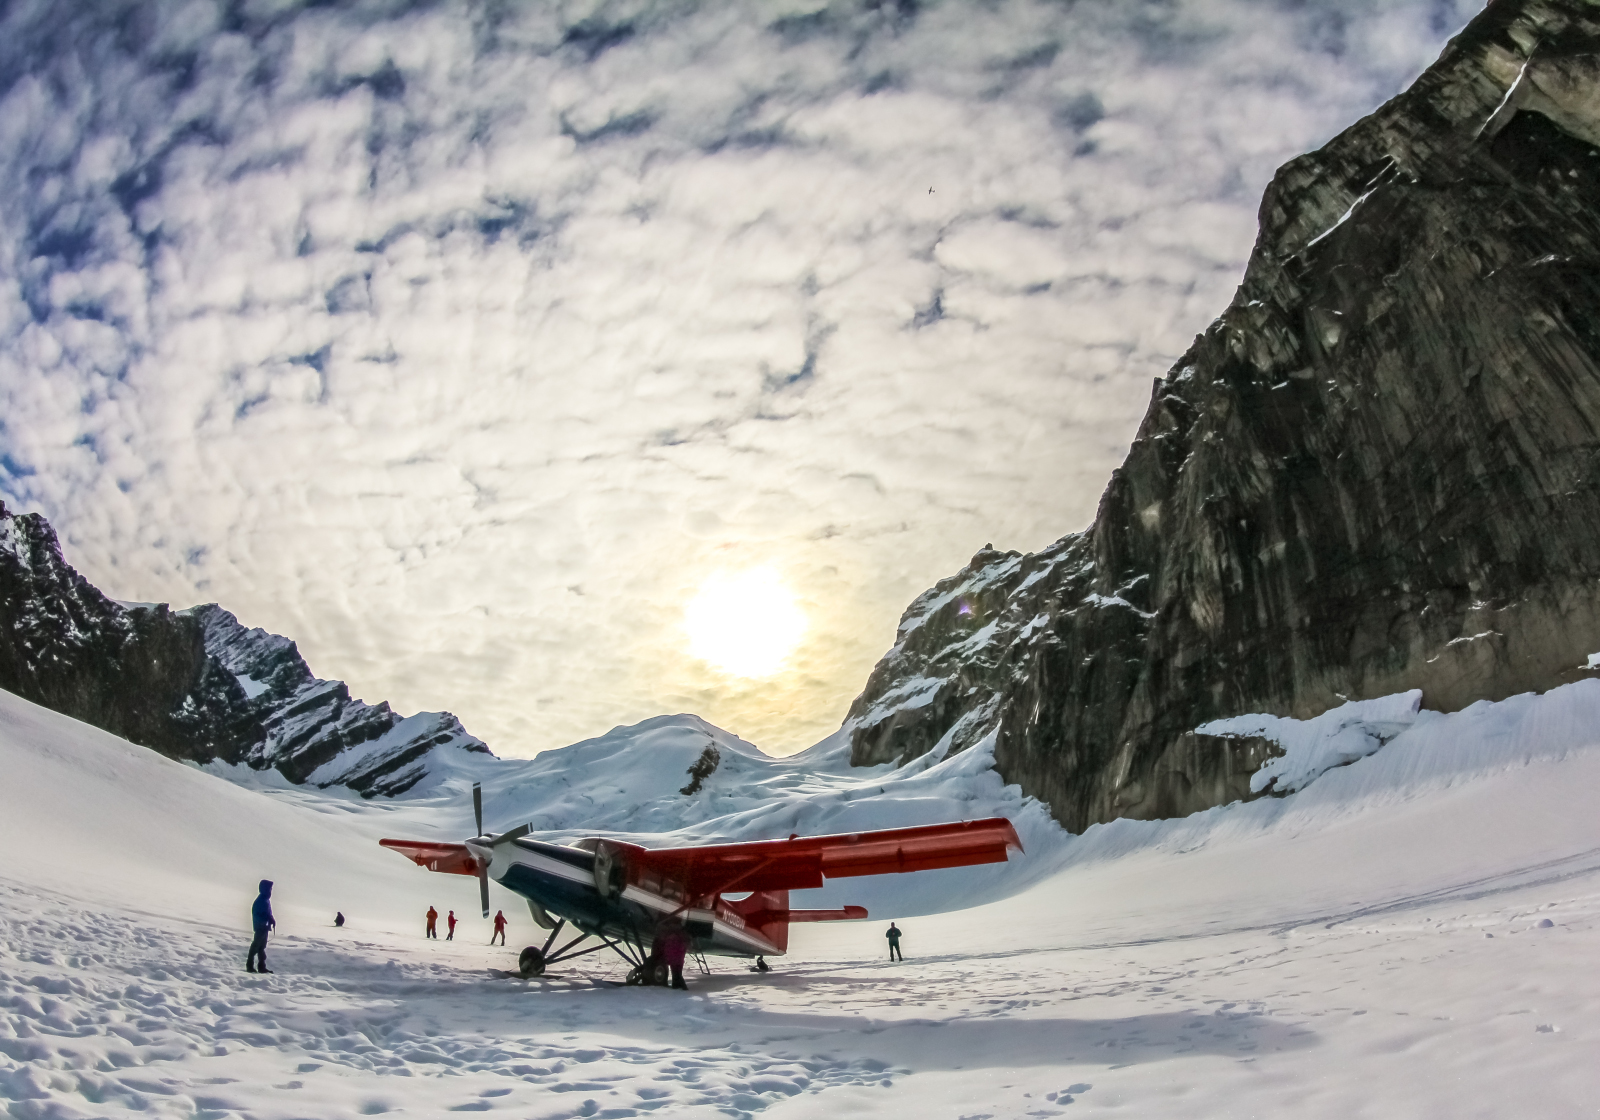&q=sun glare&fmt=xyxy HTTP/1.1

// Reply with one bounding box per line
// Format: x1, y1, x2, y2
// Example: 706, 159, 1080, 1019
684, 568, 807, 678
